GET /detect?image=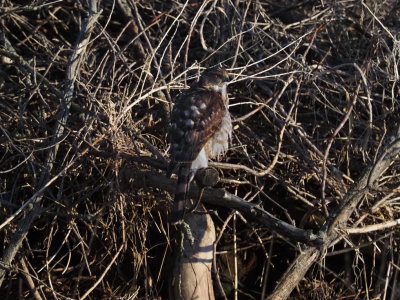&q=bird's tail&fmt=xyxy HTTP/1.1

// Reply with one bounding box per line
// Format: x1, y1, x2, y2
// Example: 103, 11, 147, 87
171, 163, 192, 224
